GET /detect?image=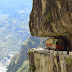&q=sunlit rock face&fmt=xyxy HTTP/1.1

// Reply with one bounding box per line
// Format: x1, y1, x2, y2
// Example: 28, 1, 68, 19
28, 49, 72, 72
29, 0, 72, 50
